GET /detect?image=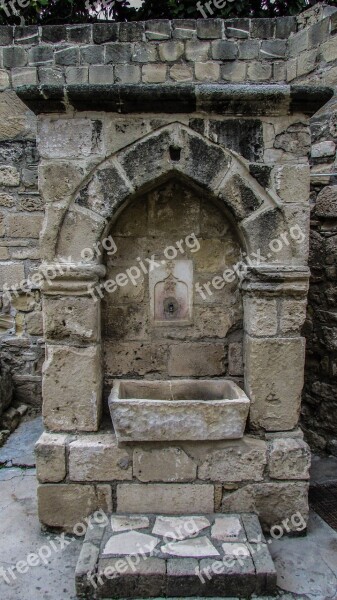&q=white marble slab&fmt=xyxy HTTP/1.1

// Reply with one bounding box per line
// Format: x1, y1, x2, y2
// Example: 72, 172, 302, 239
161, 536, 220, 558
111, 515, 150, 533
211, 516, 244, 542
153, 515, 210, 540
103, 531, 159, 556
